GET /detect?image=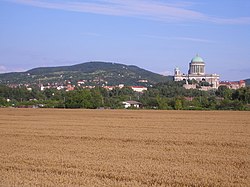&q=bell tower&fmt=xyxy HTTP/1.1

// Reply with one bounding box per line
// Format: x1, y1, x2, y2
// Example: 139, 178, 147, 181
174, 67, 181, 76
